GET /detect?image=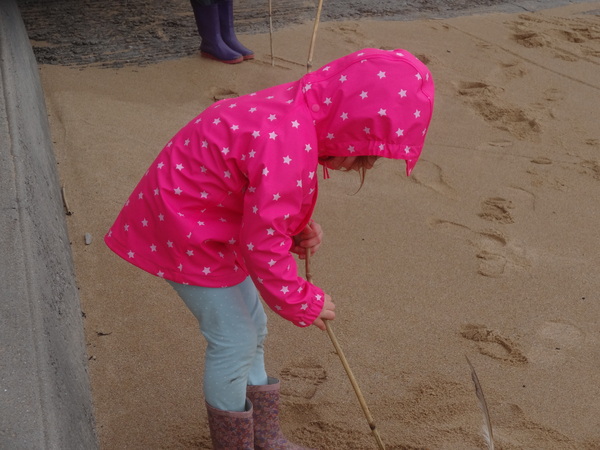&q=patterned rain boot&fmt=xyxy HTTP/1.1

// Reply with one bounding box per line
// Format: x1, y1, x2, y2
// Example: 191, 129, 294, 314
247, 377, 316, 450
190, 0, 243, 64
217, 0, 254, 60
205, 399, 254, 449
